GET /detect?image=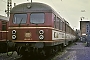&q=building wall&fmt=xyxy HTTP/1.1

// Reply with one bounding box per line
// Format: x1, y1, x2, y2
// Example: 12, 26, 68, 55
80, 21, 90, 42
80, 21, 87, 36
